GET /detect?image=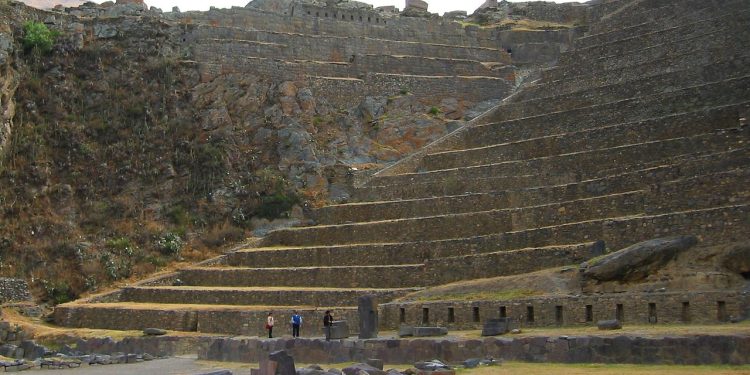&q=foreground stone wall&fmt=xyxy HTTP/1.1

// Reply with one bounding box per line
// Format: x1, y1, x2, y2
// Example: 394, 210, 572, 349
197, 334, 750, 365
381, 291, 749, 331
